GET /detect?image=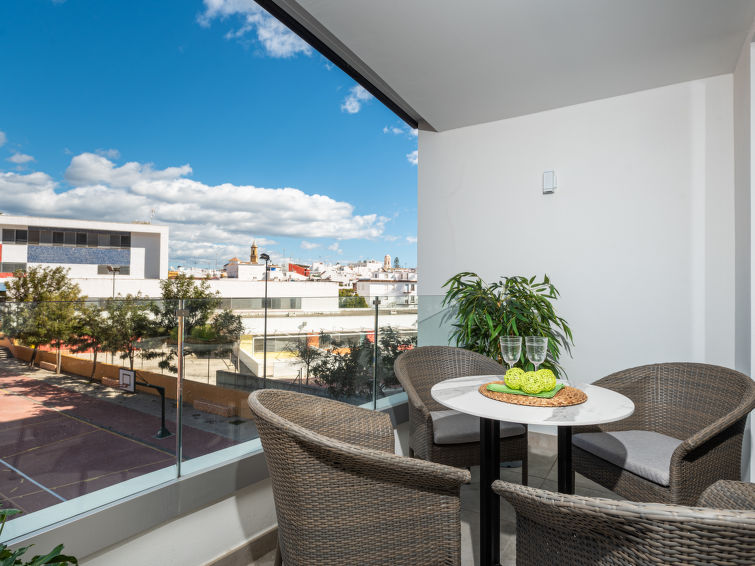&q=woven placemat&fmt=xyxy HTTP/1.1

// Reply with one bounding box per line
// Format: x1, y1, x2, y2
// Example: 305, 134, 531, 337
479, 381, 588, 407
